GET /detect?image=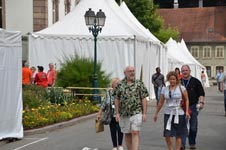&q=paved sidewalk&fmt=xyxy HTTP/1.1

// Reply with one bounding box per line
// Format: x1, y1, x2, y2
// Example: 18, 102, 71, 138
1, 86, 225, 150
